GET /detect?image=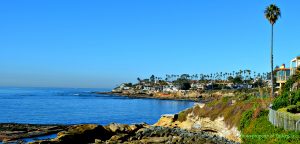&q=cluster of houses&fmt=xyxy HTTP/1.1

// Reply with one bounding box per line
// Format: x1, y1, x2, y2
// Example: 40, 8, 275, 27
113, 82, 180, 94
274, 56, 300, 89
113, 80, 253, 94
111, 56, 300, 94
